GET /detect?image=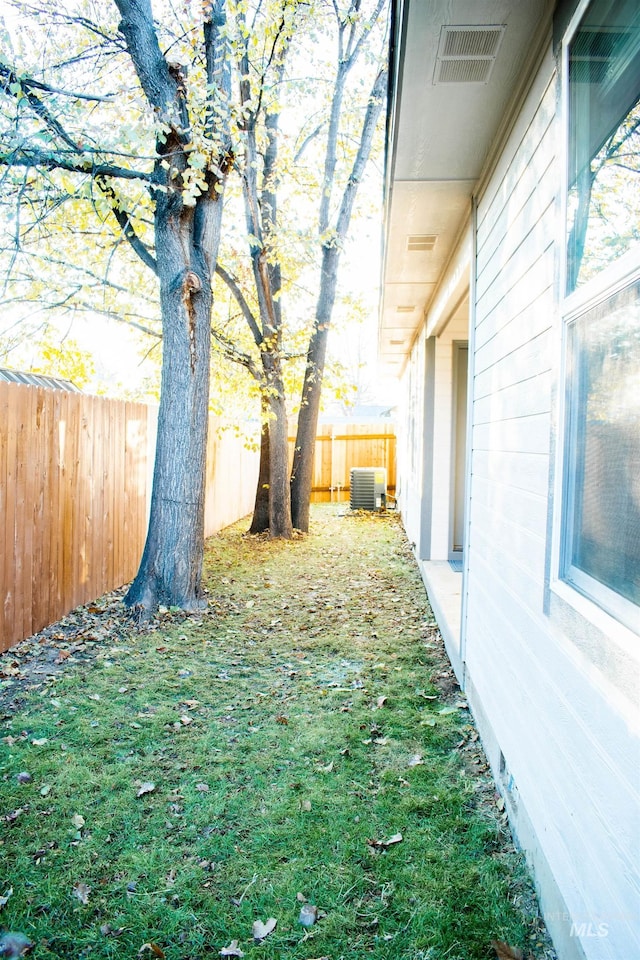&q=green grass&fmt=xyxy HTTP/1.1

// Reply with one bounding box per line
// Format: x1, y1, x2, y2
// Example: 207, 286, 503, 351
0, 505, 549, 959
